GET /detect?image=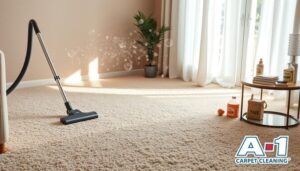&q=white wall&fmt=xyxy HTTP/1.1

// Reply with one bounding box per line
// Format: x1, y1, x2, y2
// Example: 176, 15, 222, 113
0, 0, 154, 82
